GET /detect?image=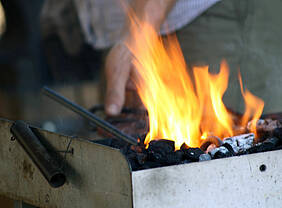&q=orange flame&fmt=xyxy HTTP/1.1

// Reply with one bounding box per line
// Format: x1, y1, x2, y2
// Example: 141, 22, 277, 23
238, 72, 264, 135
126, 15, 264, 150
